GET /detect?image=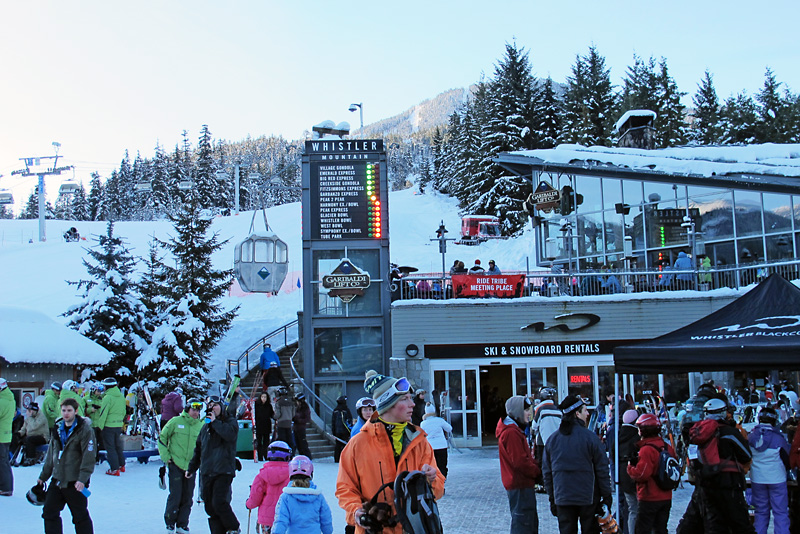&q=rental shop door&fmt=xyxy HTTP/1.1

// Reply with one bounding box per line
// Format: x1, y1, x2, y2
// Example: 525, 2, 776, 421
432, 366, 481, 448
